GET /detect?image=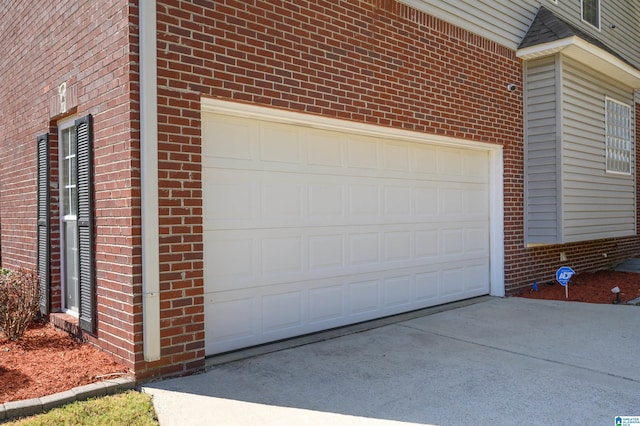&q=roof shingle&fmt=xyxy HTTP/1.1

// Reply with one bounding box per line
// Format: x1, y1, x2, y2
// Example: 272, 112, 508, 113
519, 6, 629, 66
